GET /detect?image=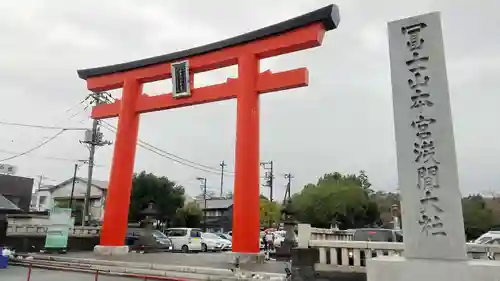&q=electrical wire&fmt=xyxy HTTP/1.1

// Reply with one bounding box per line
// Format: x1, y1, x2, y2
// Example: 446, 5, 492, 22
101, 121, 235, 176
101, 120, 234, 174
0, 129, 67, 162
0, 121, 87, 131
0, 149, 107, 168
0, 149, 85, 163
96, 95, 239, 175
100, 121, 269, 179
